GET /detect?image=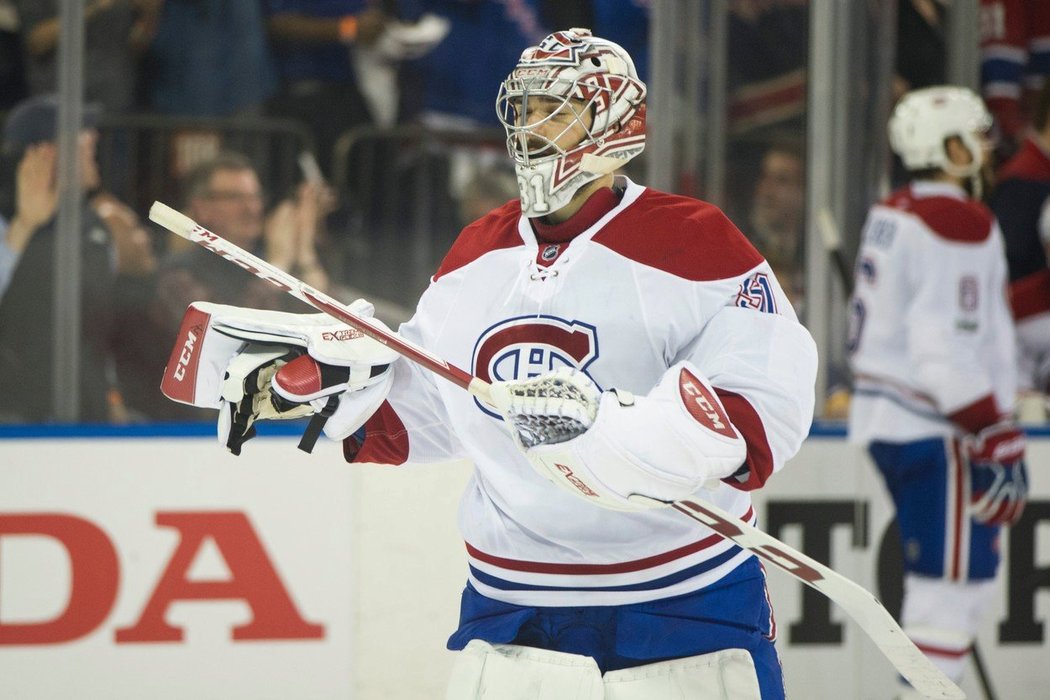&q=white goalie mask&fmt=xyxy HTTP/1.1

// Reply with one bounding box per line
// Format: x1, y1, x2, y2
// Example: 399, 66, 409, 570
496, 28, 647, 218
888, 86, 992, 180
